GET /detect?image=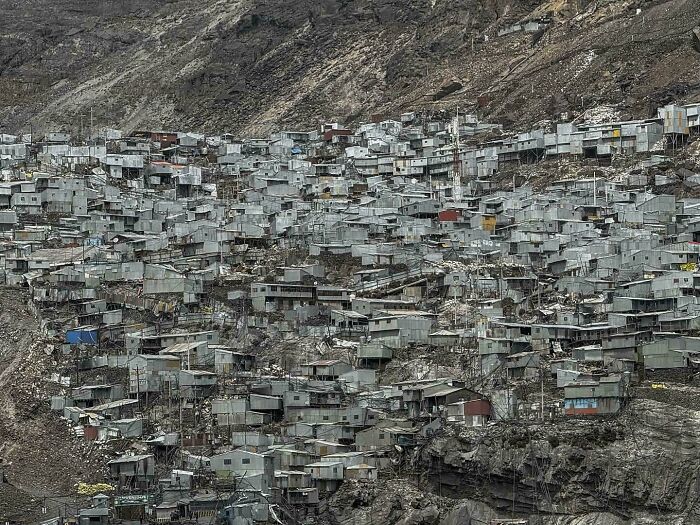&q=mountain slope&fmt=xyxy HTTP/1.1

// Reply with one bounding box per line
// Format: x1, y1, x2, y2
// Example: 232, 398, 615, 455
0, 0, 698, 135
